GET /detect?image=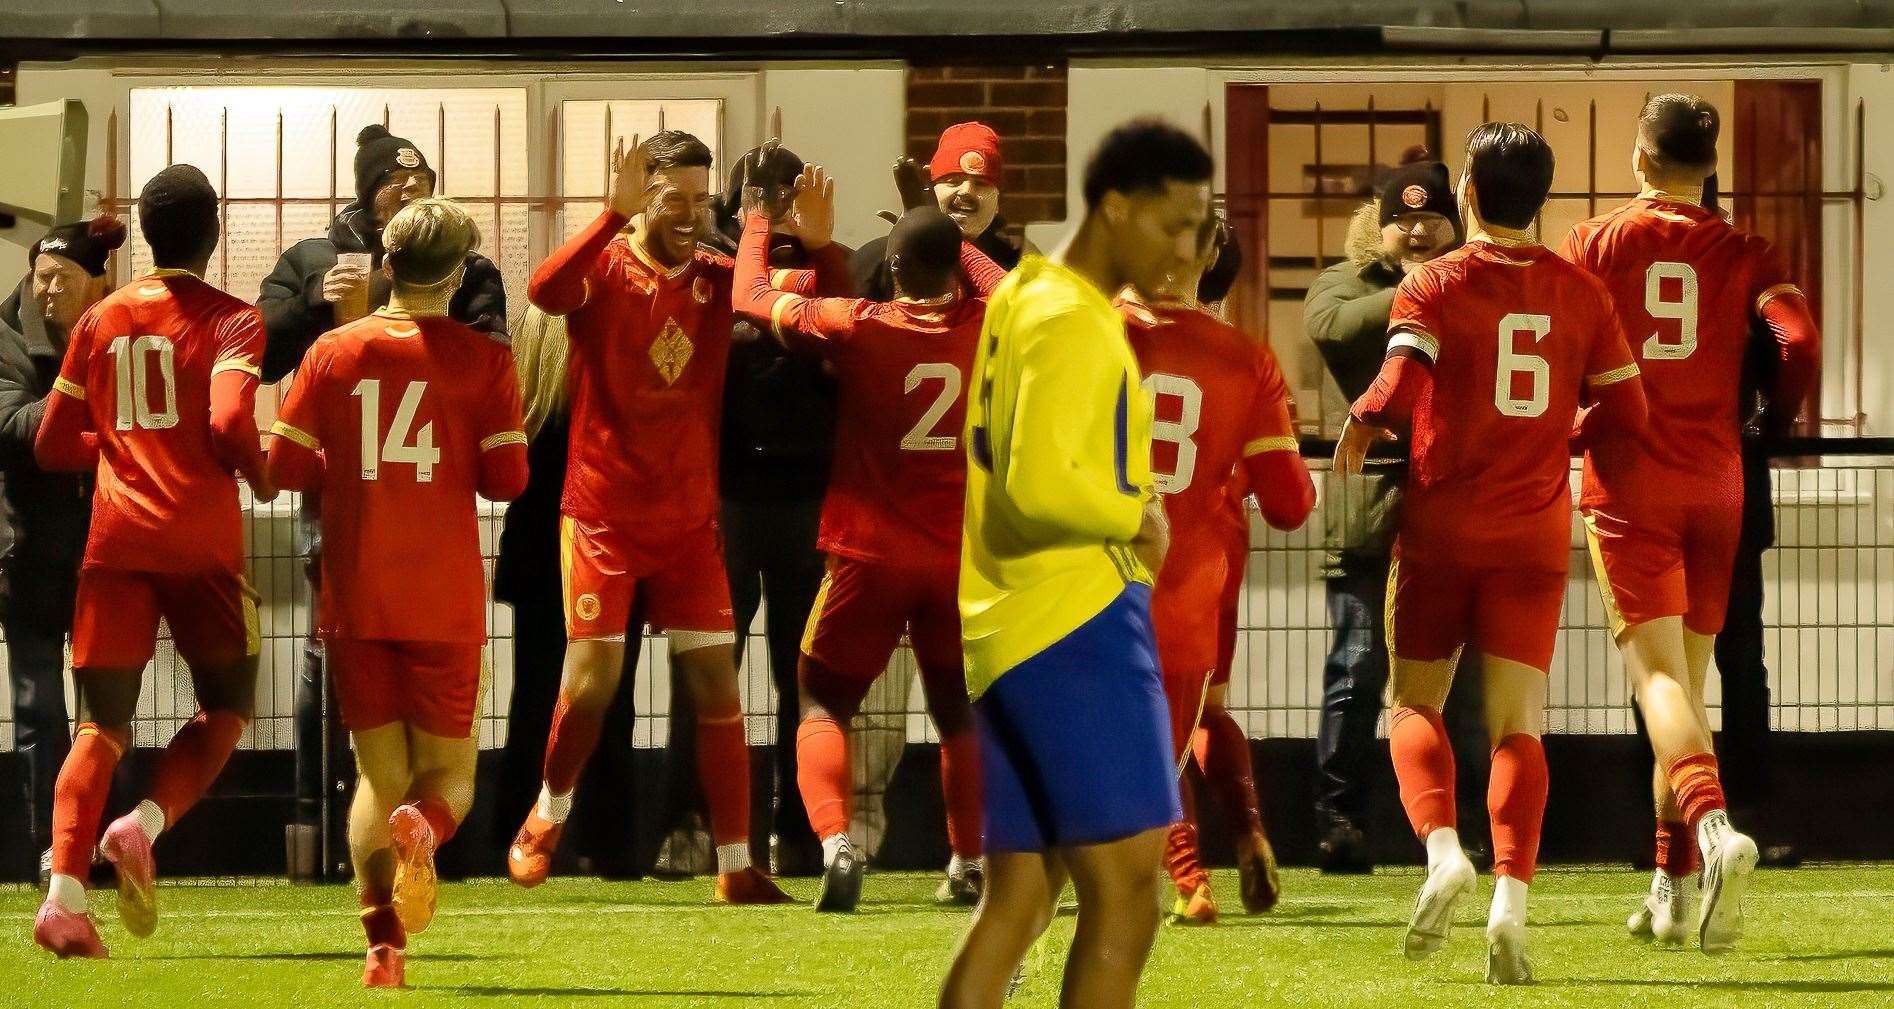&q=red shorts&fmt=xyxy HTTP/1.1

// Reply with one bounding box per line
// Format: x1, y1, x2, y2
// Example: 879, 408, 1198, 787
1388, 546, 1566, 672
72, 567, 259, 670
560, 515, 735, 641
1582, 499, 1741, 637
1162, 667, 1212, 765
327, 638, 484, 738
799, 556, 964, 713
